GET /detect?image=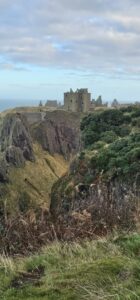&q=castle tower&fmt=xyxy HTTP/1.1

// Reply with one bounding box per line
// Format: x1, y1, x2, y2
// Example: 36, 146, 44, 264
64, 88, 91, 113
